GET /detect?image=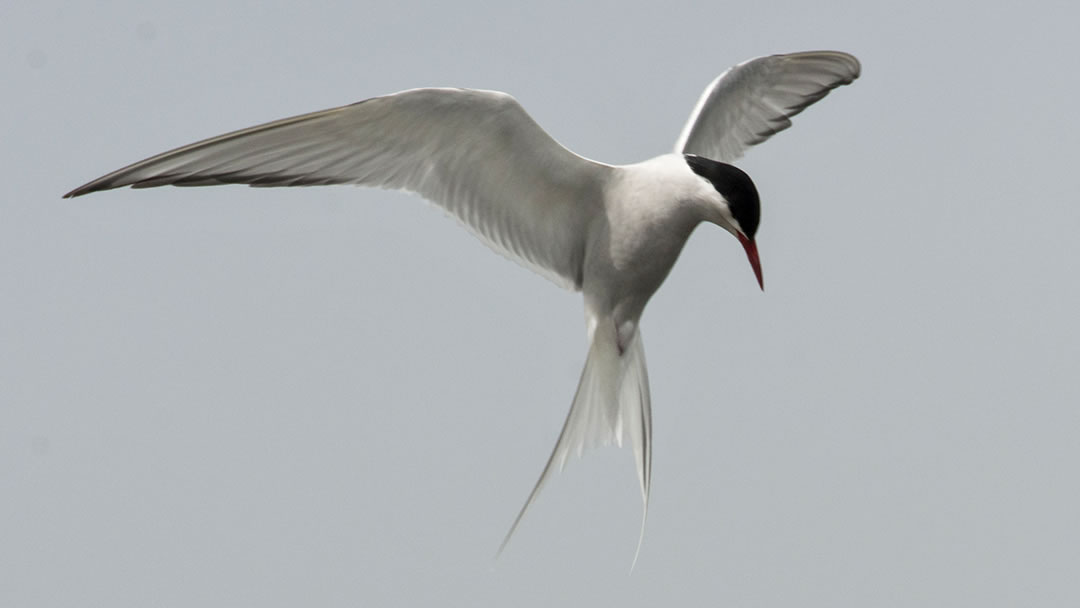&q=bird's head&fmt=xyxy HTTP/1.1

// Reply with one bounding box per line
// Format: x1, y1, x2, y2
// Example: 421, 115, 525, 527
684, 155, 763, 290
